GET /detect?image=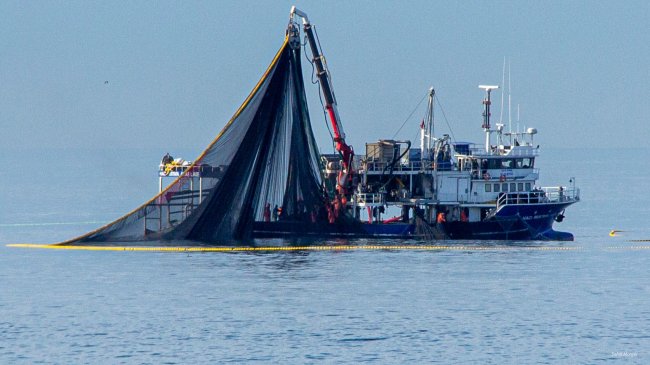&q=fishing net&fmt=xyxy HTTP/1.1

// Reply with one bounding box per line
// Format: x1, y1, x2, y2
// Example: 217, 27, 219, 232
60, 38, 326, 244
